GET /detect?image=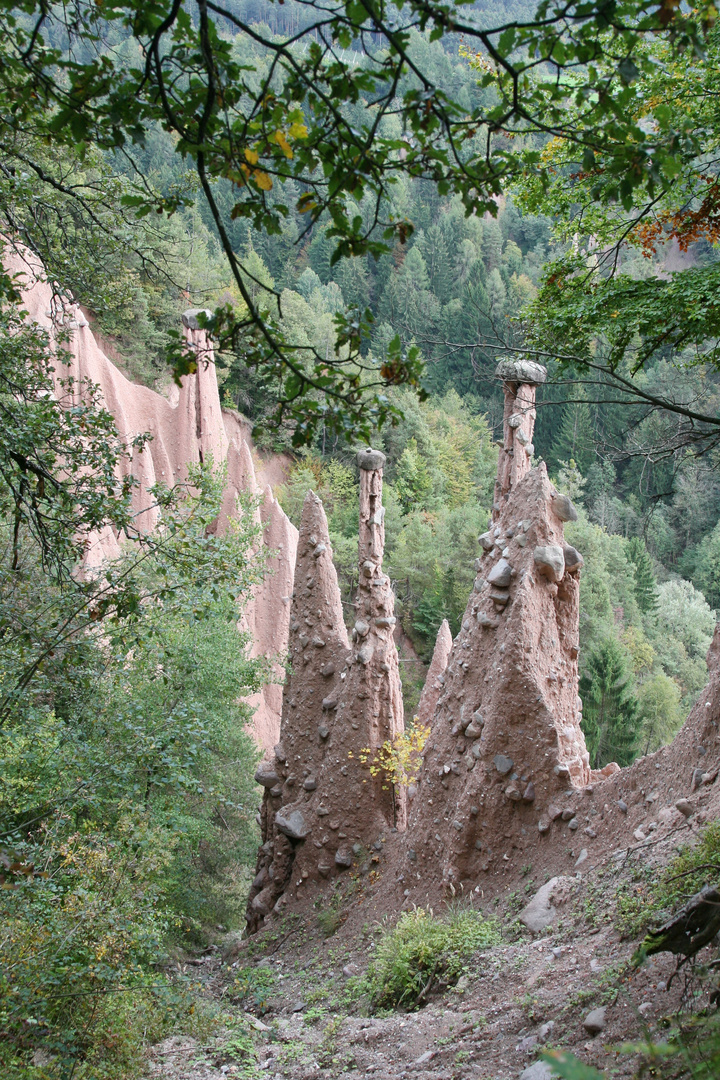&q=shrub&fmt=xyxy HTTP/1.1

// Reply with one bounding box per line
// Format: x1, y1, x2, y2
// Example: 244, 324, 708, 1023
364, 905, 500, 1010
0, 461, 266, 1076
663, 1013, 720, 1080
617, 820, 720, 940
